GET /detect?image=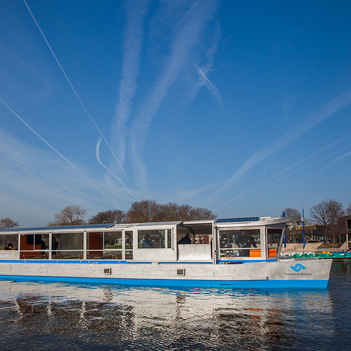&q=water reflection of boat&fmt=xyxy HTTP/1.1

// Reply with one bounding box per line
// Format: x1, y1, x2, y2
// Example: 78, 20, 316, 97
0, 280, 334, 350
0, 216, 332, 289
